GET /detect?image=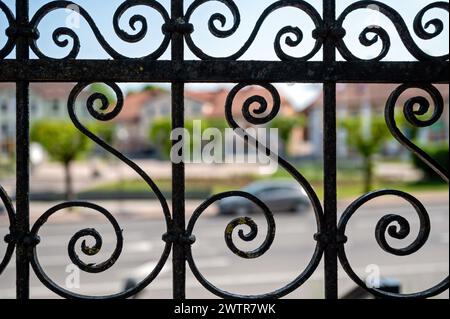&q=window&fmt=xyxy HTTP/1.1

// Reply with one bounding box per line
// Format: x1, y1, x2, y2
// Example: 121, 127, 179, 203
30, 103, 37, 115
52, 99, 60, 113
160, 103, 170, 116
191, 102, 203, 115
1, 123, 9, 135
1, 101, 7, 113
